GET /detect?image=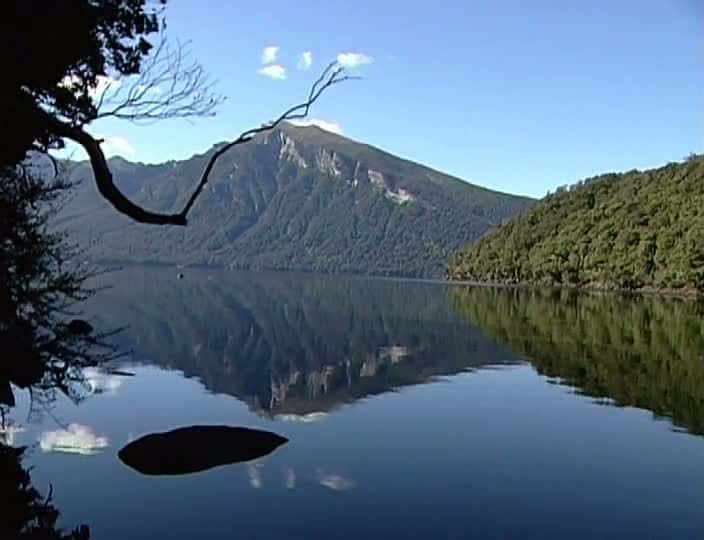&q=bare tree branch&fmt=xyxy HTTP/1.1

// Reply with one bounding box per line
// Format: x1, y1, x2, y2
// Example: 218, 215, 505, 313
180, 61, 358, 219
22, 60, 357, 226
95, 38, 224, 124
